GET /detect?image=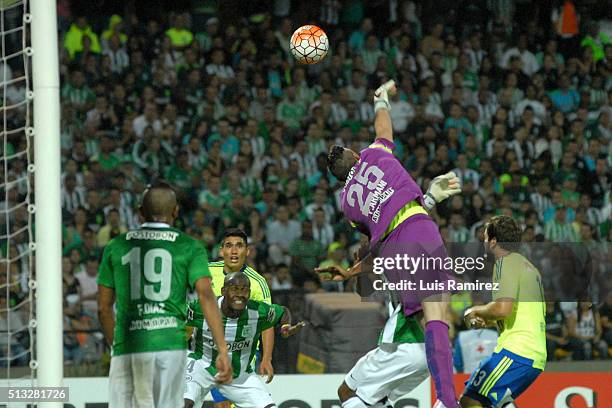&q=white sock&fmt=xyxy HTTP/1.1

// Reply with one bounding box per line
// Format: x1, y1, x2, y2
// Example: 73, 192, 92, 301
342, 396, 368, 408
